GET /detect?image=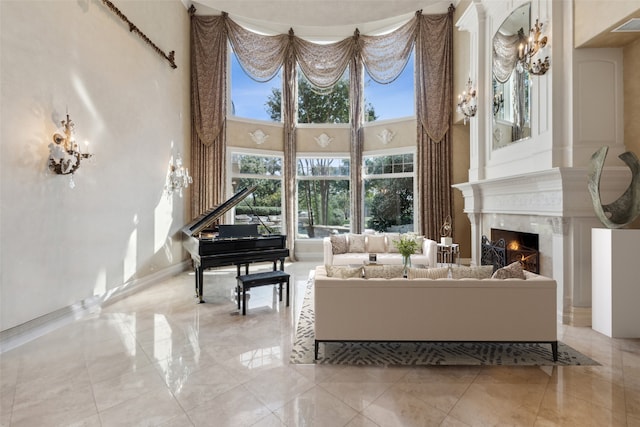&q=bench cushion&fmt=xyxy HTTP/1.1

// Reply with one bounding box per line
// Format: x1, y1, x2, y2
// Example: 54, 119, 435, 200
237, 271, 289, 287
